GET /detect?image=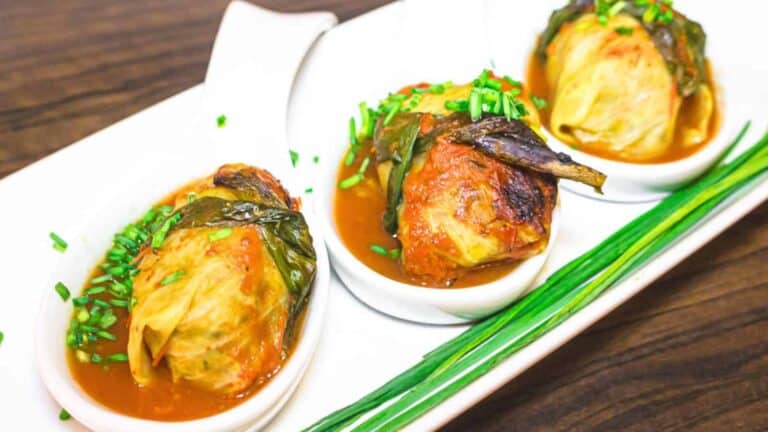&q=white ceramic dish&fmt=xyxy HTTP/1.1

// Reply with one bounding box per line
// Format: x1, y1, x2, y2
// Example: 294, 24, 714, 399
35, 179, 331, 432
546, 67, 740, 203
1, 1, 768, 431
316, 143, 561, 324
